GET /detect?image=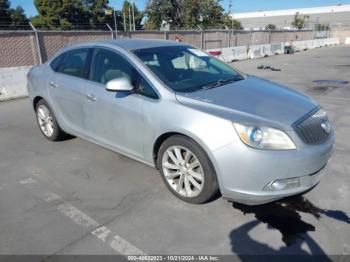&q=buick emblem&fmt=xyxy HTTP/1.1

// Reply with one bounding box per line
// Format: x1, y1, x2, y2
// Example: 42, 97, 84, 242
321, 121, 331, 134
